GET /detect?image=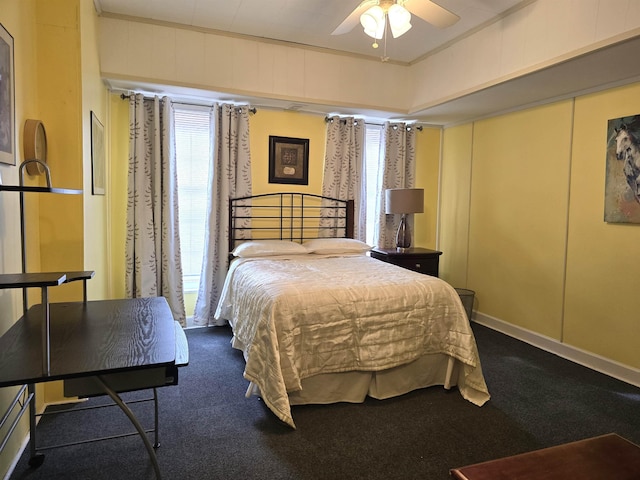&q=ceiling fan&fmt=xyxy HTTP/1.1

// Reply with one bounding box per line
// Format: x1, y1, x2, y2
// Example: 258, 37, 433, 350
332, 0, 460, 39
